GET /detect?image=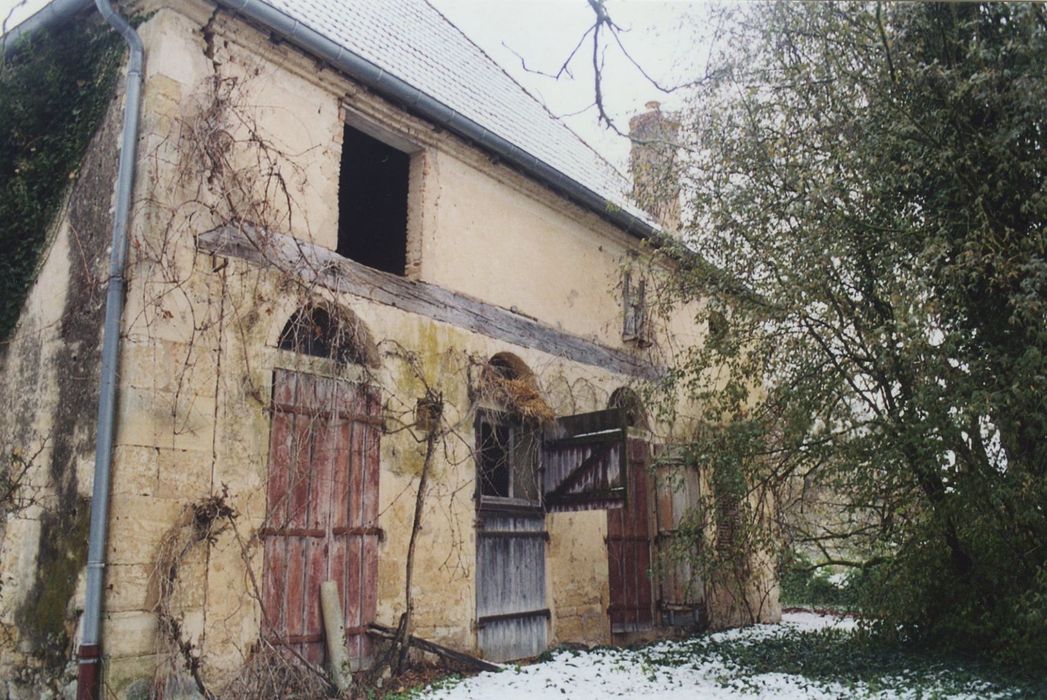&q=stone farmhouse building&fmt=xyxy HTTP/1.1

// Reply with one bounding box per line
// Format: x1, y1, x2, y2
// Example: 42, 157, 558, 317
0, 0, 780, 697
